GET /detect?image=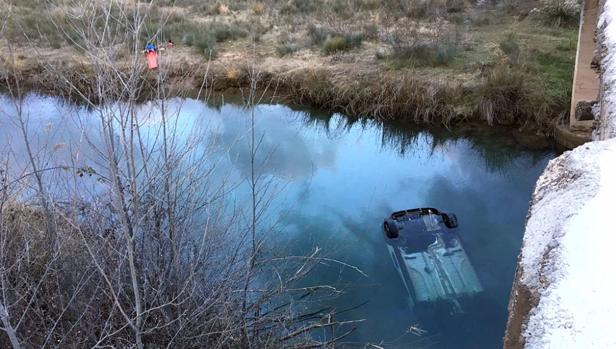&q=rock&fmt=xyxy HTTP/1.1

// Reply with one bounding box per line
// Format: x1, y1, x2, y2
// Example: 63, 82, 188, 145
575, 100, 598, 121
591, 51, 601, 72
